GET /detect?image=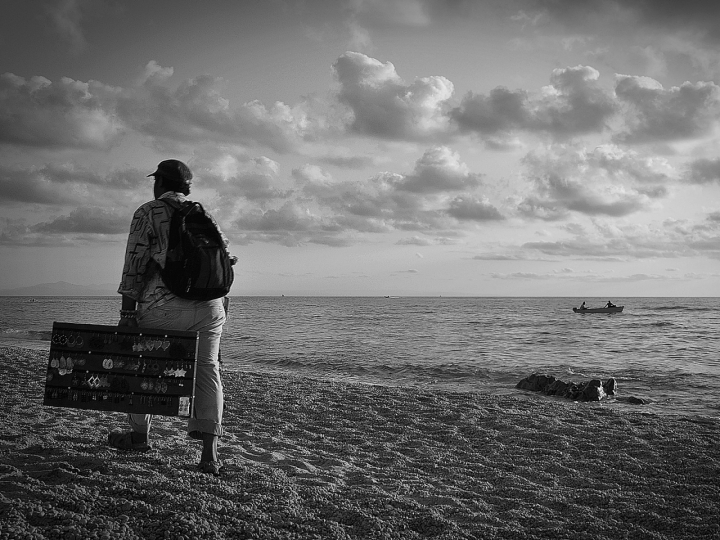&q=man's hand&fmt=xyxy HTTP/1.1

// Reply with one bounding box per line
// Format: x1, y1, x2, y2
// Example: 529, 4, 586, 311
118, 317, 138, 328
119, 294, 138, 327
